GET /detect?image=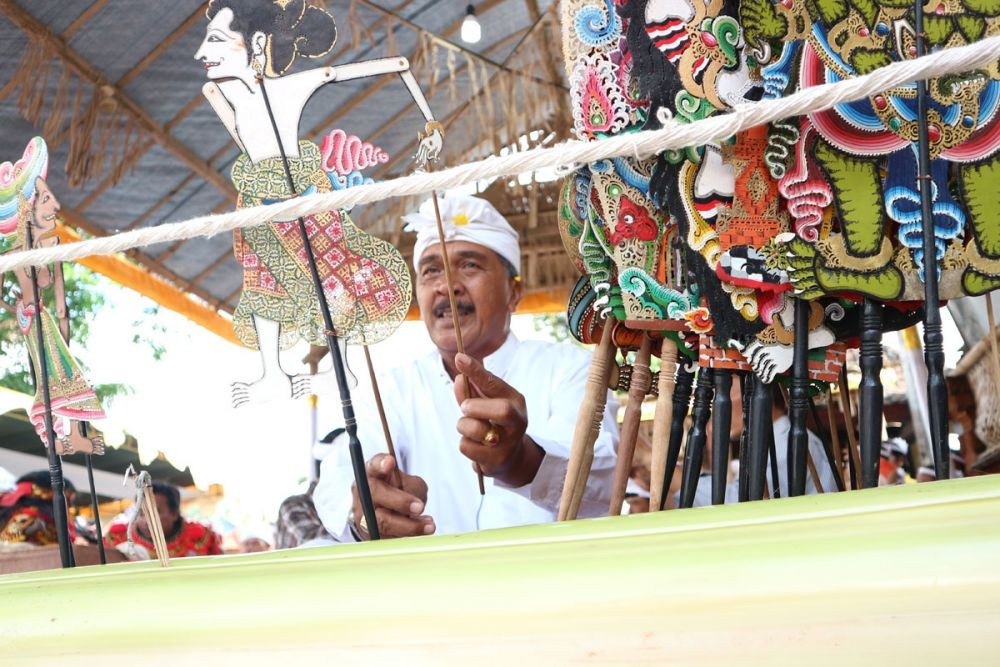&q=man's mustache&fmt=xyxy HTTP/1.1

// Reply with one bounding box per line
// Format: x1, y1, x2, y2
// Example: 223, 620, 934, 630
432, 299, 475, 318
